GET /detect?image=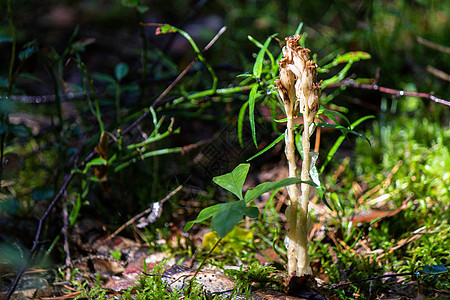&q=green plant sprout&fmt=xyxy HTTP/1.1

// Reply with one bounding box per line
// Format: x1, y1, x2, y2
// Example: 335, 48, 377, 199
184, 163, 313, 238
93, 62, 131, 123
